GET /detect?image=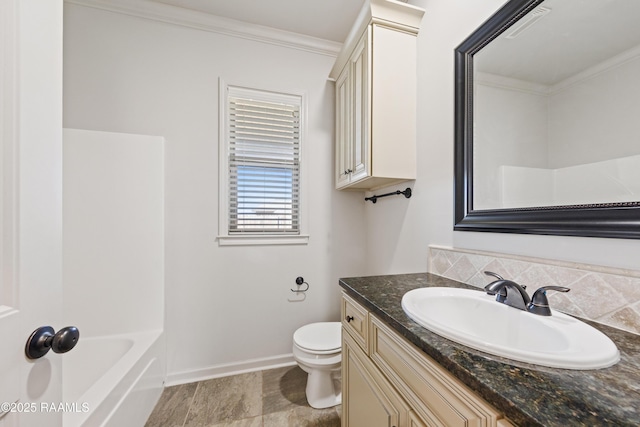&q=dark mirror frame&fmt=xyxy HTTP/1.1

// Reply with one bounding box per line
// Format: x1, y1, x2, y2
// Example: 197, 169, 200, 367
454, 0, 640, 239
